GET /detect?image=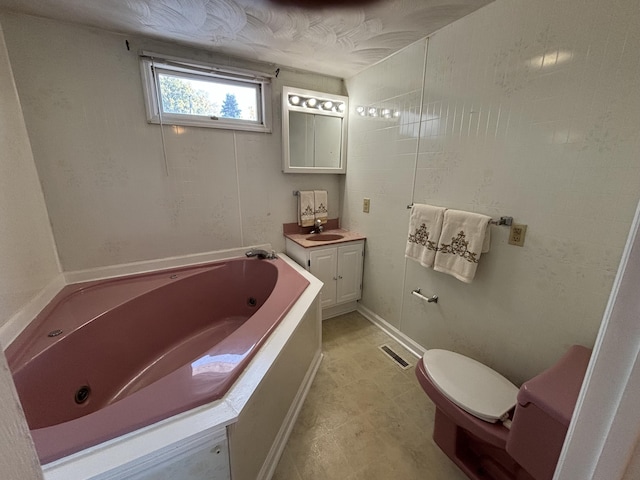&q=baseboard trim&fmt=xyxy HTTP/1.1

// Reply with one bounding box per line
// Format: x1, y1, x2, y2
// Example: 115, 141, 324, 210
257, 350, 323, 480
356, 304, 426, 360
322, 301, 358, 320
